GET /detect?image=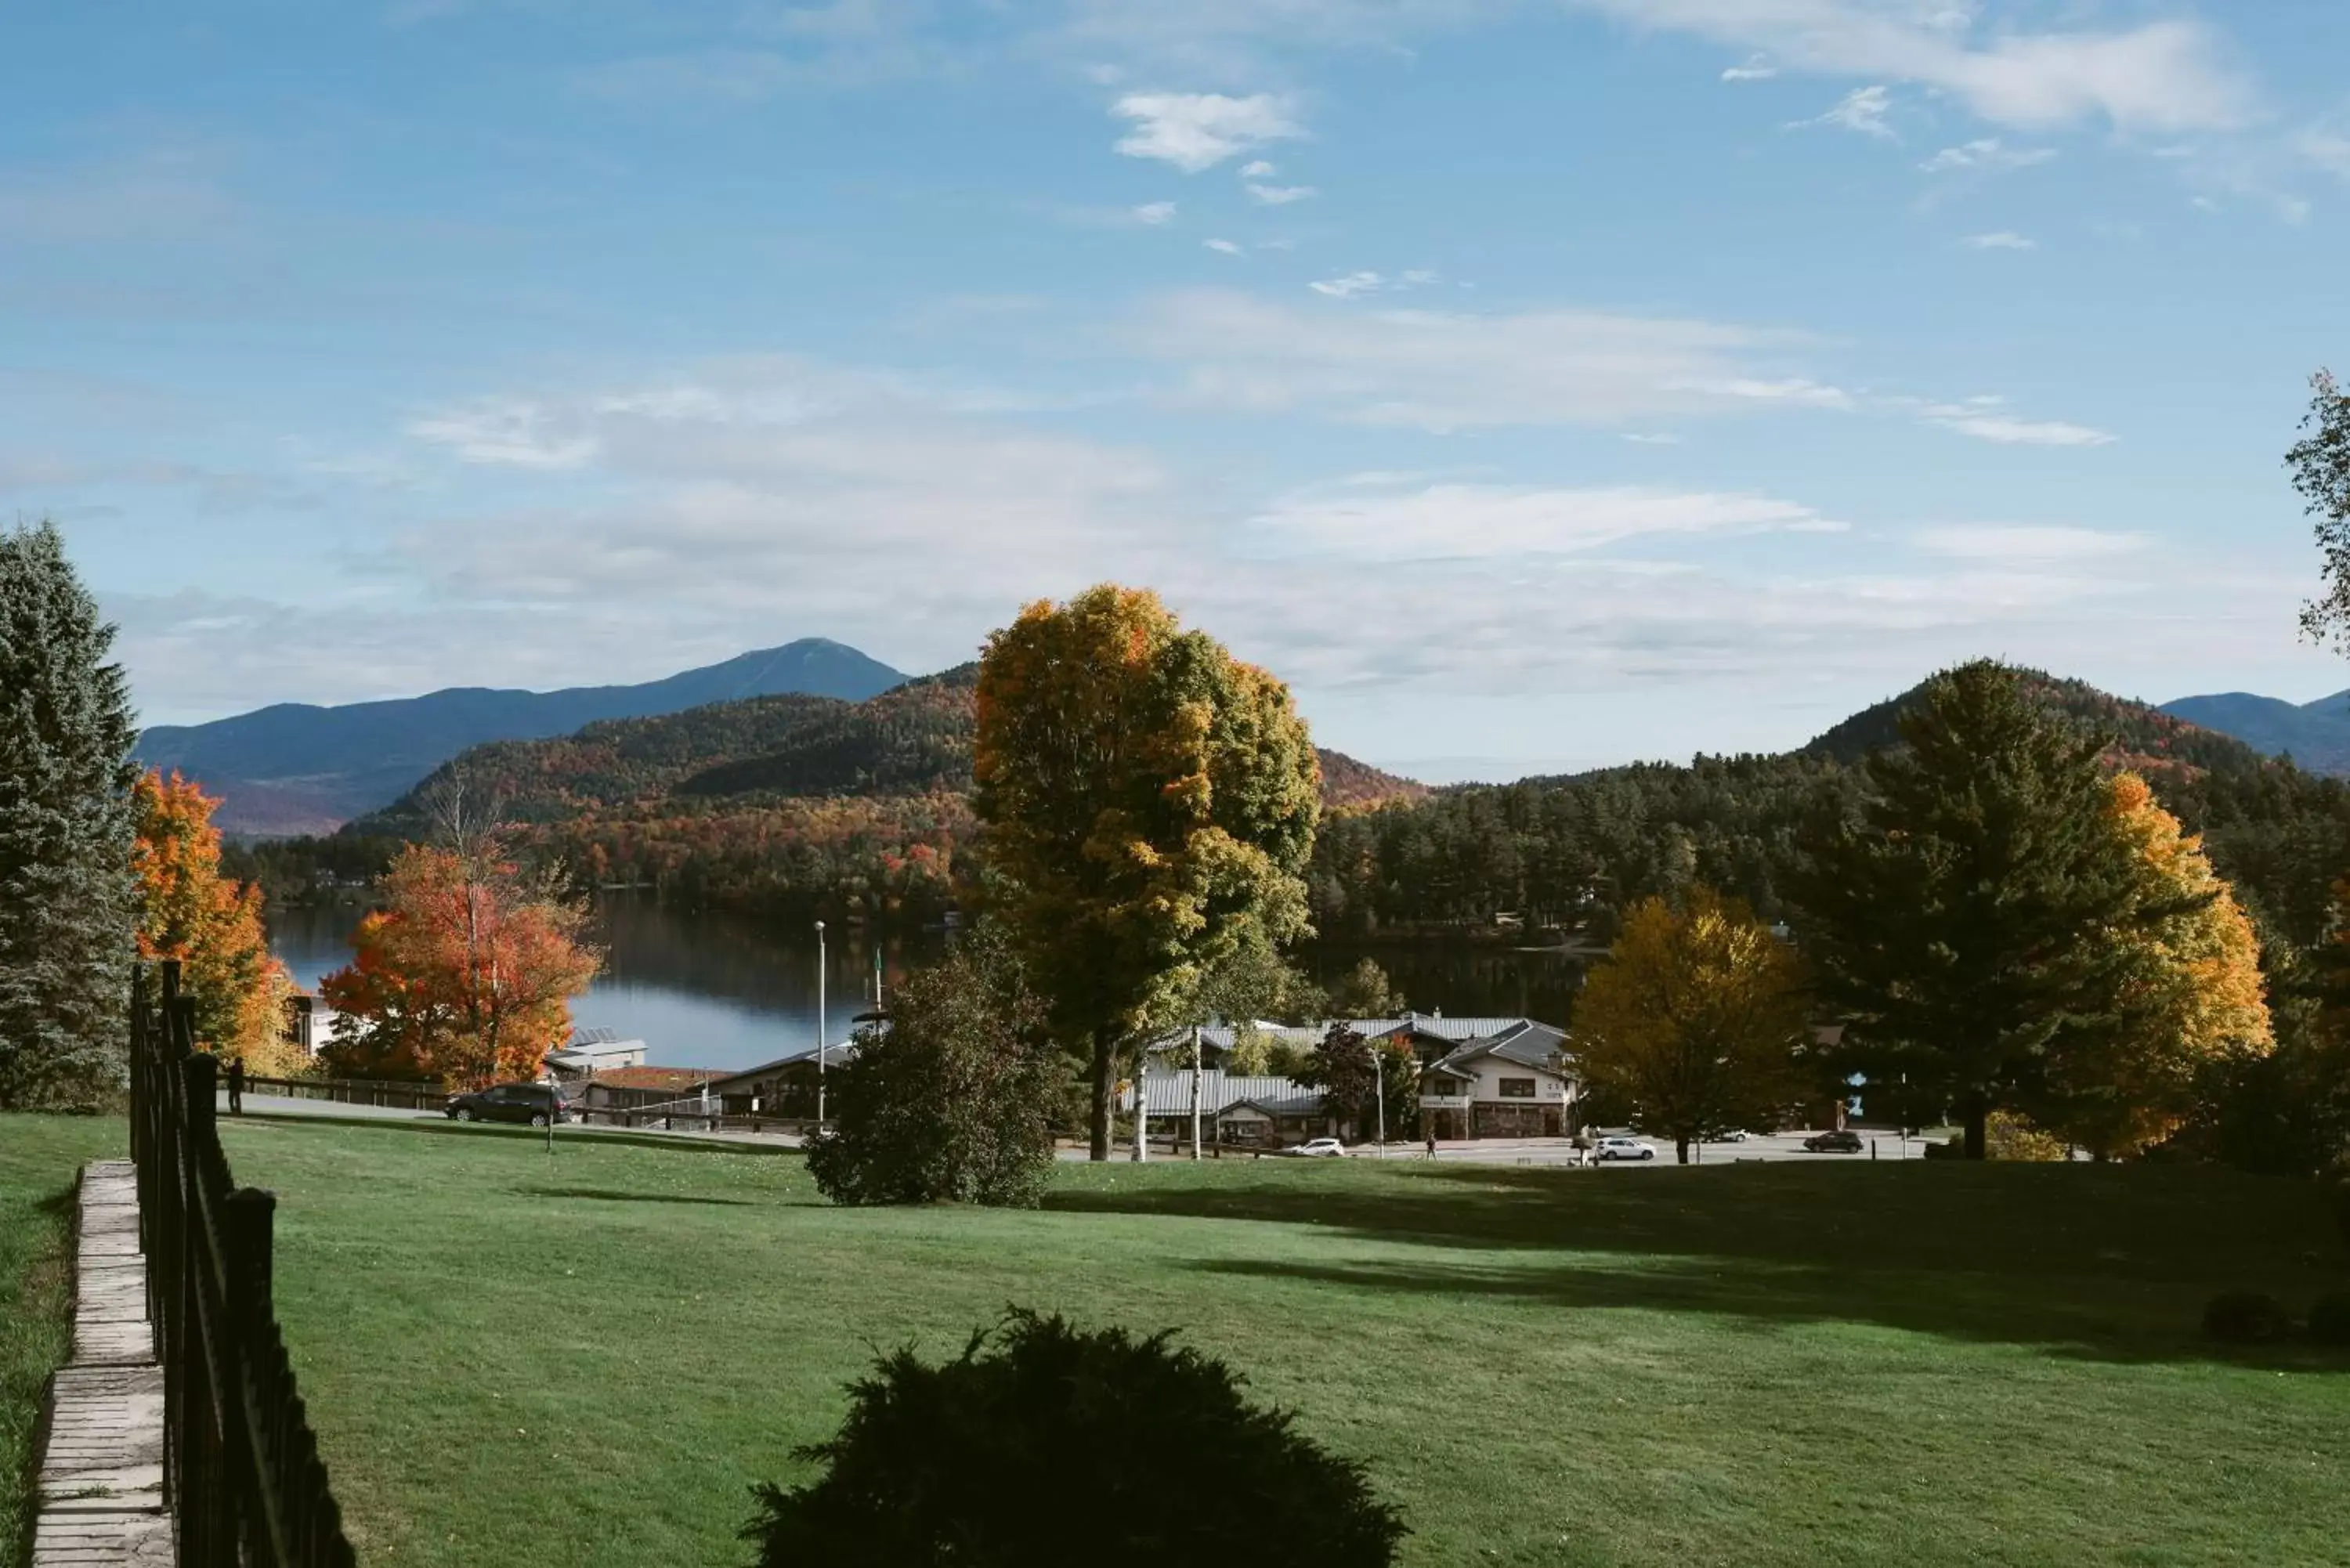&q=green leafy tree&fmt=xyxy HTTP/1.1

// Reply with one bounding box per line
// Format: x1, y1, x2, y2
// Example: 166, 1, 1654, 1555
2290, 368, 2350, 653
744, 1309, 1405, 1567
807, 927, 1067, 1207
973, 585, 1320, 1159
1295, 1021, 1376, 1140
0, 523, 136, 1110
1326, 956, 1405, 1018
1571, 887, 1812, 1162
1792, 660, 2149, 1159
